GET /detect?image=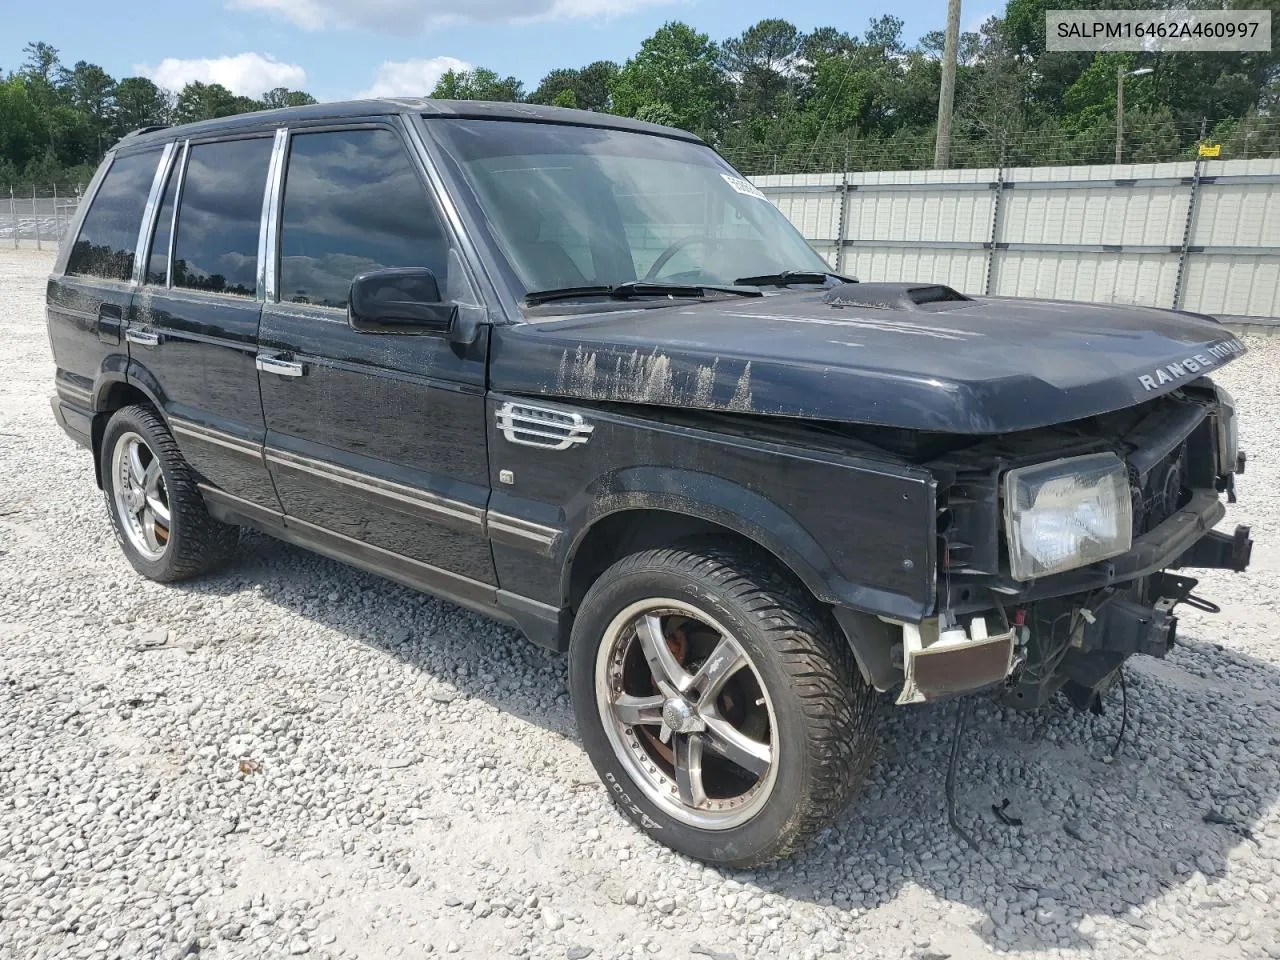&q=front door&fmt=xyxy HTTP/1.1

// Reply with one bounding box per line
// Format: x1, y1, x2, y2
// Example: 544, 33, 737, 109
129, 134, 280, 510
257, 123, 494, 598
